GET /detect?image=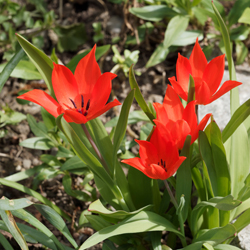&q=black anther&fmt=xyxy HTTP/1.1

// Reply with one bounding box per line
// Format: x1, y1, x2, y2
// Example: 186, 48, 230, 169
83, 111, 88, 116
86, 99, 90, 111
81, 95, 84, 108
69, 98, 77, 109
